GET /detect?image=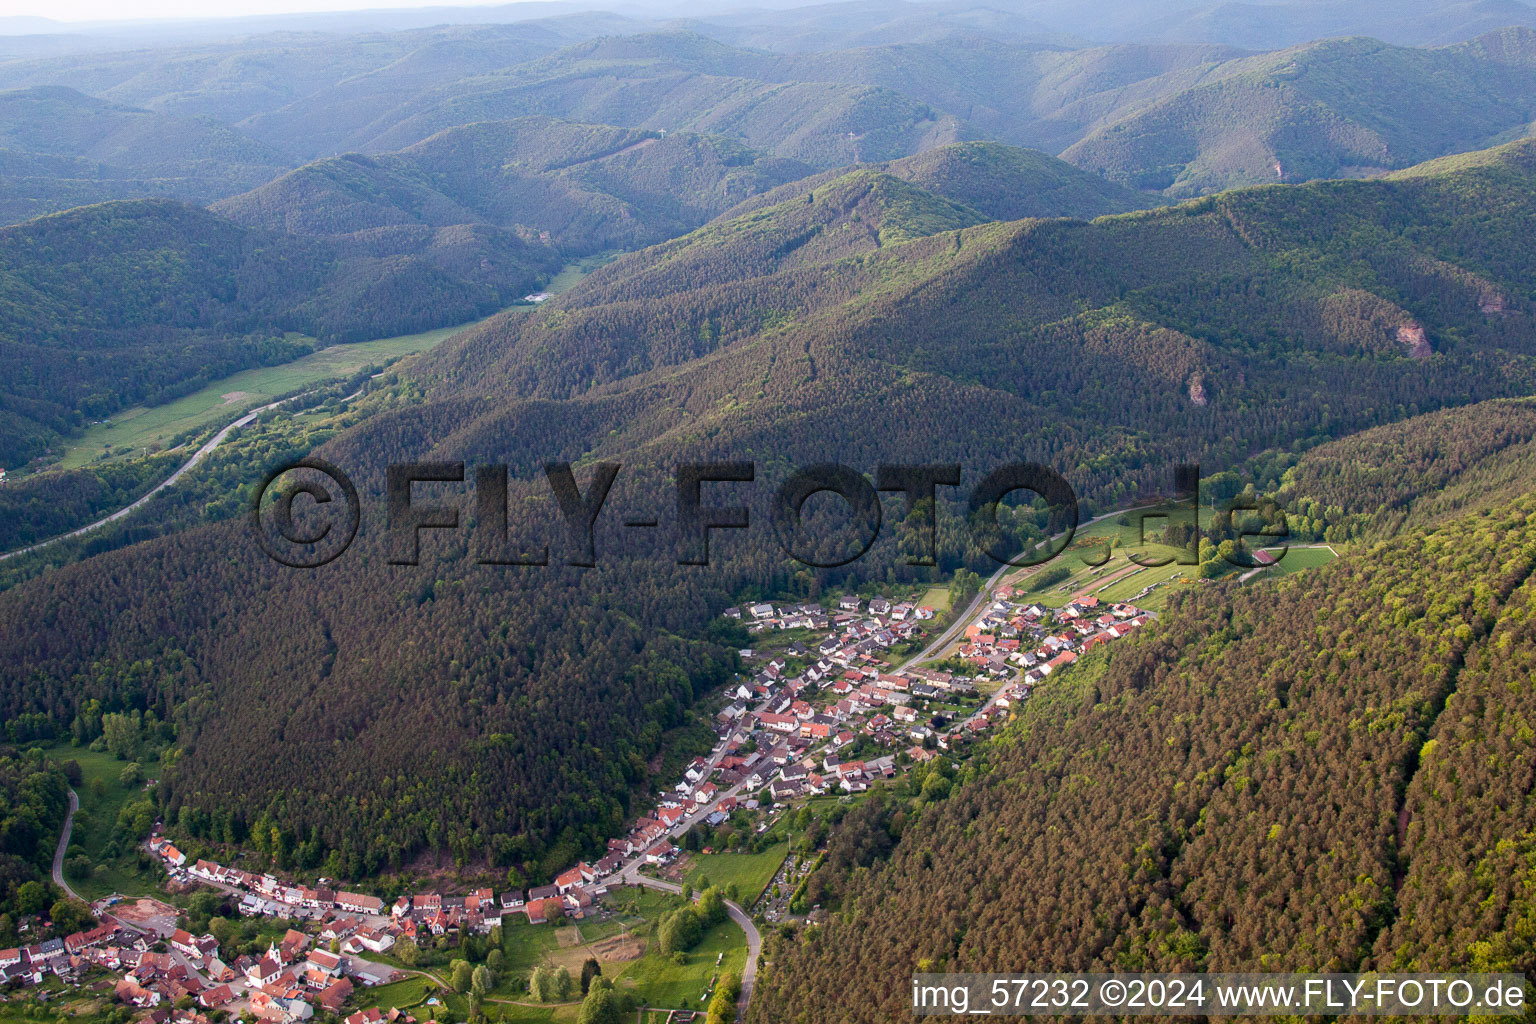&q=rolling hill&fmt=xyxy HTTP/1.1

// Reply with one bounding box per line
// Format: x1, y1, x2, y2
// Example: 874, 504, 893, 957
0, 24, 563, 133
0, 198, 559, 466
1119, 0, 1536, 49
311, 35, 962, 169
0, 85, 293, 223
10, 21, 1536, 203
1274, 395, 1536, 542
3, 139, 1535, 891
1062, 27, 1536, 194
211, 116, 814, 254
878, 139, 1151, 218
